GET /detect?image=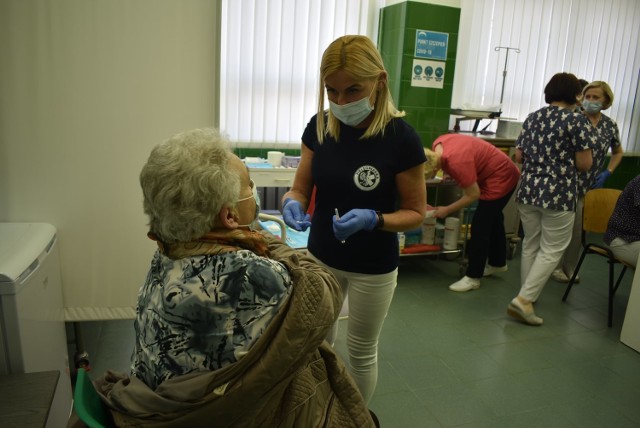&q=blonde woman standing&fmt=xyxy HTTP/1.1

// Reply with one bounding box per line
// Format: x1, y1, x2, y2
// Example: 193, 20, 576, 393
553, 80, 624, 283
282, 35, 426, 402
